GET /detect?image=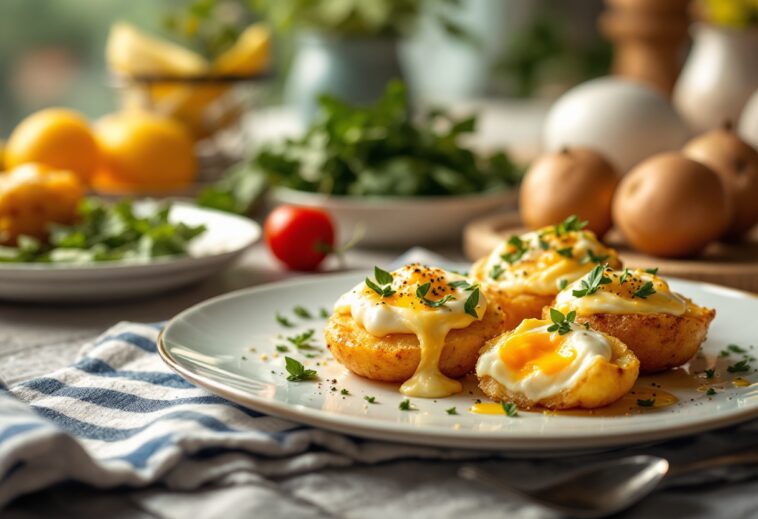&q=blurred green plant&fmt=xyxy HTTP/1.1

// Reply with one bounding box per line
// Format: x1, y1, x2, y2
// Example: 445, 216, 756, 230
497, 13, 611, 97
162, 0, 253, 58
198, 80, 521, 213
249, 0, 468, 39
